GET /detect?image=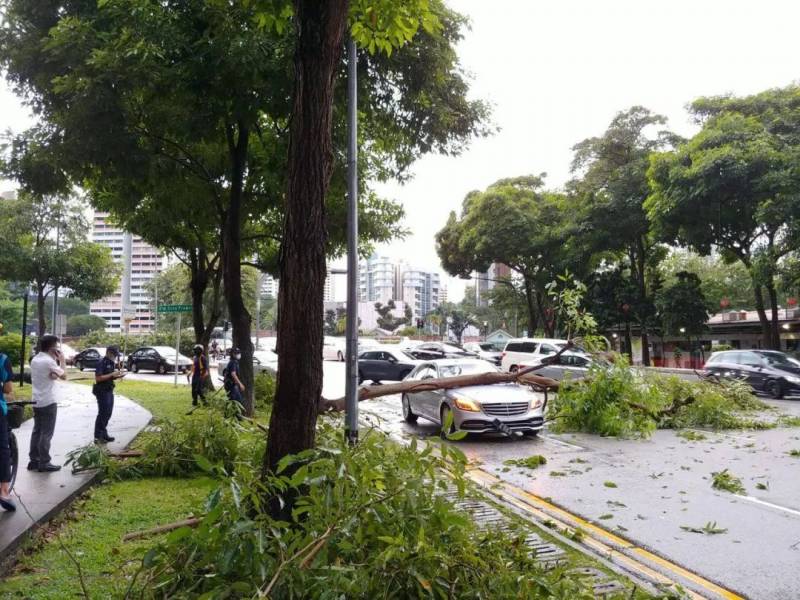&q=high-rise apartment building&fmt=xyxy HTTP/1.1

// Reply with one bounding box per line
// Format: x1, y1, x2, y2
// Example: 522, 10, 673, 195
358, 254, 395, 303
401, 268, 441, 320
475, 263, 512, 306
90, 212, 165, 332
261, 274, 279, 299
